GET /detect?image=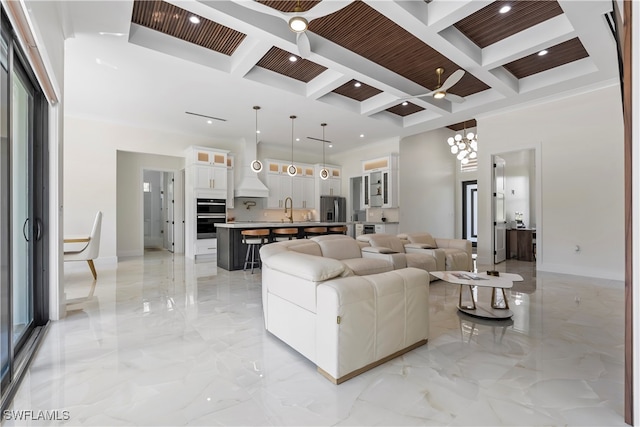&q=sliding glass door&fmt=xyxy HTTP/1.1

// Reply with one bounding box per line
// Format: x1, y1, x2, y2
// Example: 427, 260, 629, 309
0, 7, 49, 407
0, 11, 10, 391
11, 59, 35, 352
